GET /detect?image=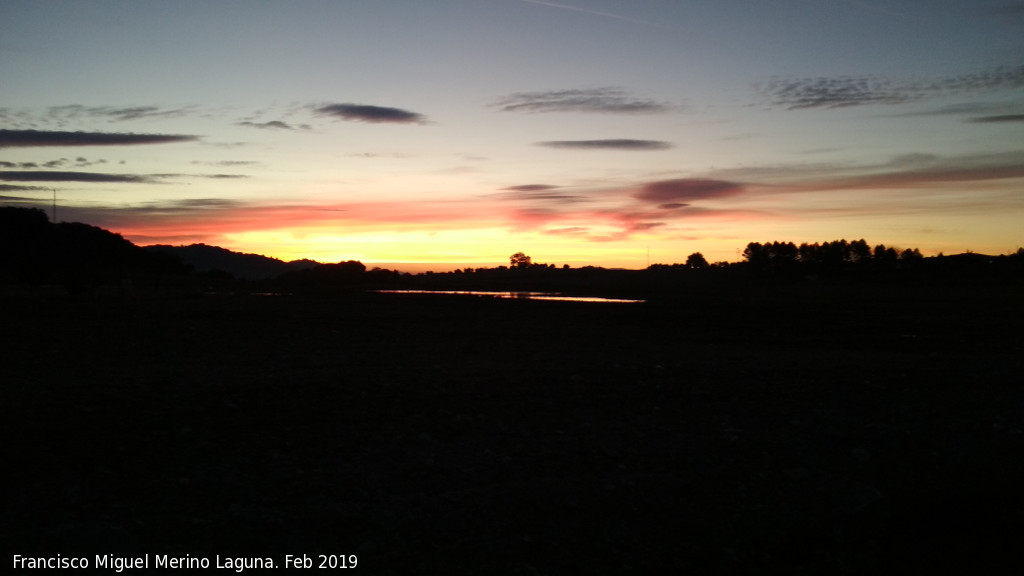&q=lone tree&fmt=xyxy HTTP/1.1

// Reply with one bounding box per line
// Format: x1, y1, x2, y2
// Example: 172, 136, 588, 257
685, 252, 709, 269
510, 252, 532, 269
